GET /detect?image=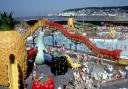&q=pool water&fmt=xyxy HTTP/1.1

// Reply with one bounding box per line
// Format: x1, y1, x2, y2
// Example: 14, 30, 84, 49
44, 32, 128, 59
